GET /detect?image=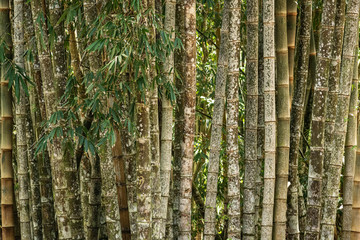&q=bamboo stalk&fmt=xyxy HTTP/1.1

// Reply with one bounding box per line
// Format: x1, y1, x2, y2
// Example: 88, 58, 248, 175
287, 0, 312, 238
304, 0, 338, 237
273, 0, 291, 236
342, 49, 358, 240
243, 0, 259, 237
14, 0, 32, 237
159, 0, 176, 236
203, 0, 229, 238
0, 0, 15, 238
